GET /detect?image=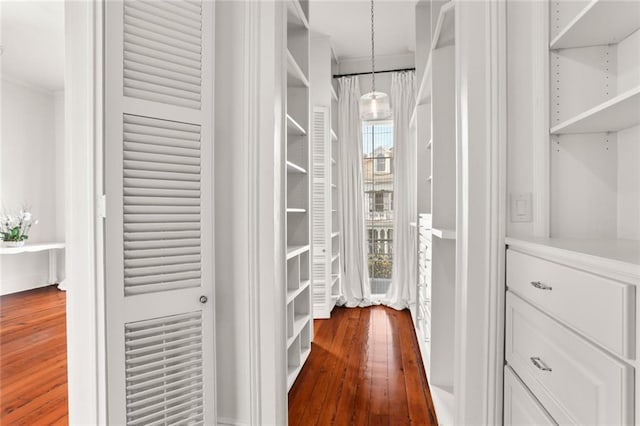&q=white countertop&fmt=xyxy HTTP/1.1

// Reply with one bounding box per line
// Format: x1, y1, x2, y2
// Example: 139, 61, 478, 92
0, 242, 65, 255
